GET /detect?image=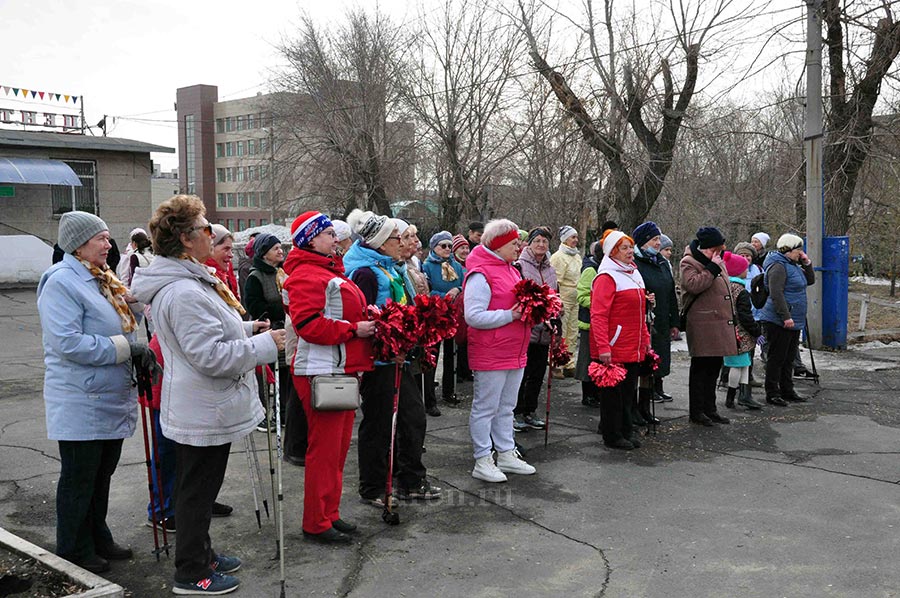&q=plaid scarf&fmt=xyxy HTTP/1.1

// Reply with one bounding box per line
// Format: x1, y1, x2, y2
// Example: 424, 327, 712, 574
181, 255, 246, 316
76, 258, 138, 333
